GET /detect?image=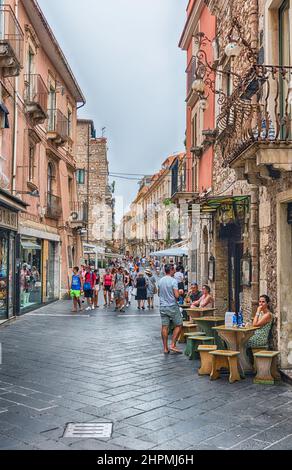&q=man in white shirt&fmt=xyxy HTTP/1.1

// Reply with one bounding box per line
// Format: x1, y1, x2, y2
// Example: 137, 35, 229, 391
158, 265, 182, 354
